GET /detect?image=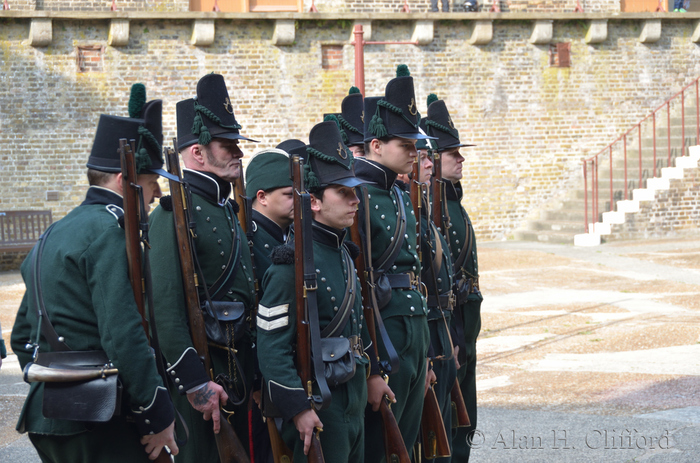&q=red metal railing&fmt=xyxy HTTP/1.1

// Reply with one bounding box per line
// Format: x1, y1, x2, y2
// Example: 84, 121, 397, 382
582, 77, 700, 233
